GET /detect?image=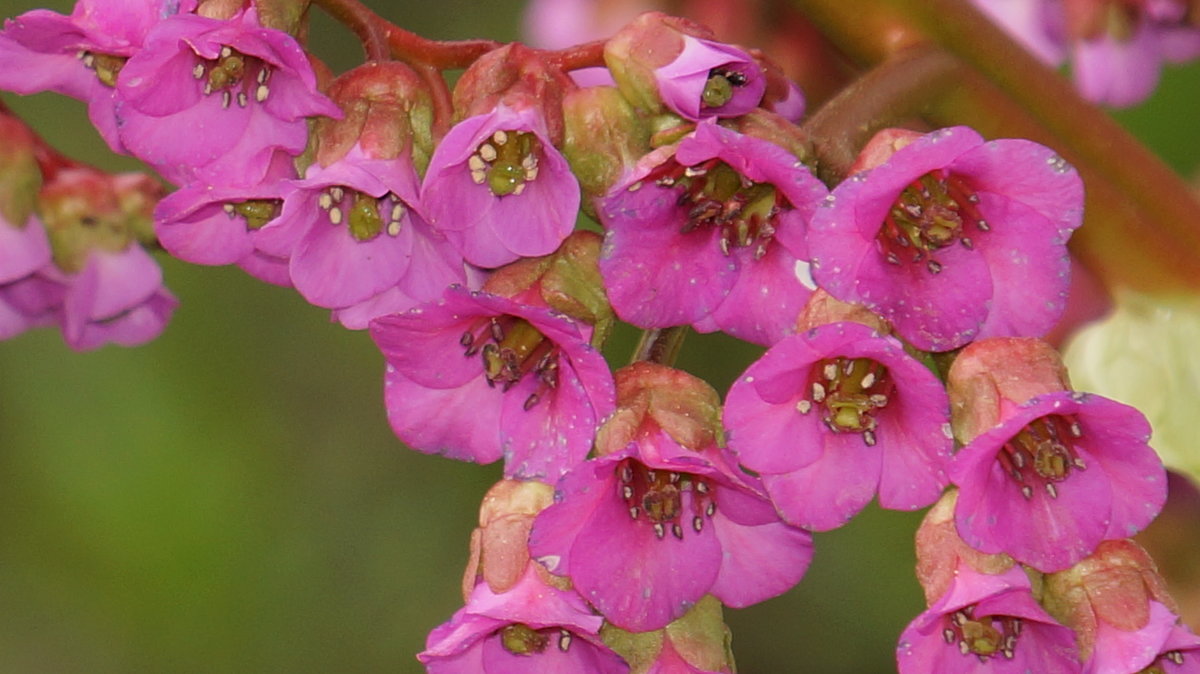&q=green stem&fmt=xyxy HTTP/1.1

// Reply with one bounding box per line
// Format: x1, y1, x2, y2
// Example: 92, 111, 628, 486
630, 327, 689, 366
